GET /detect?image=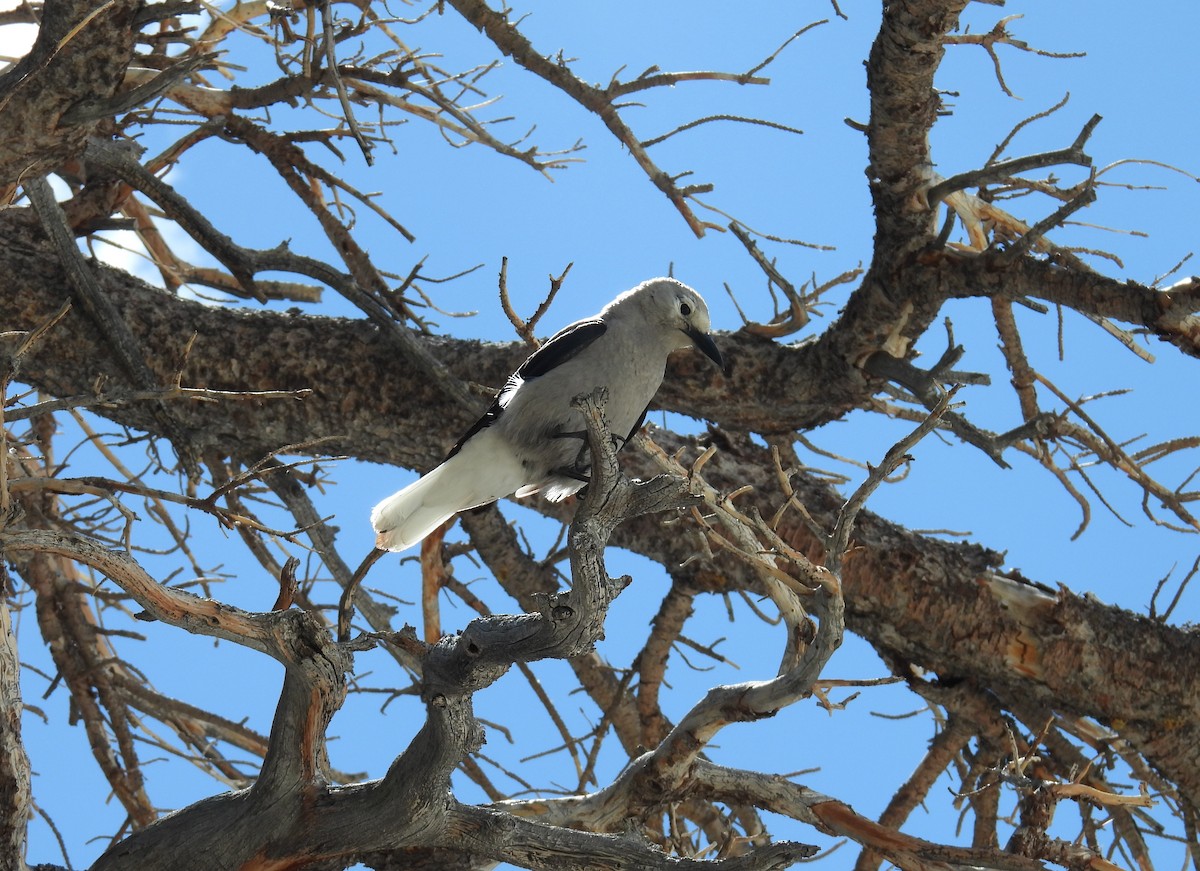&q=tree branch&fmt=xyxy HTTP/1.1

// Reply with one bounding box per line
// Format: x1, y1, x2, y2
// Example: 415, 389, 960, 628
444, 0, 727, 237
0, 570, 31, 864
924, 113, 1100, 209
24, 173, 201, 480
